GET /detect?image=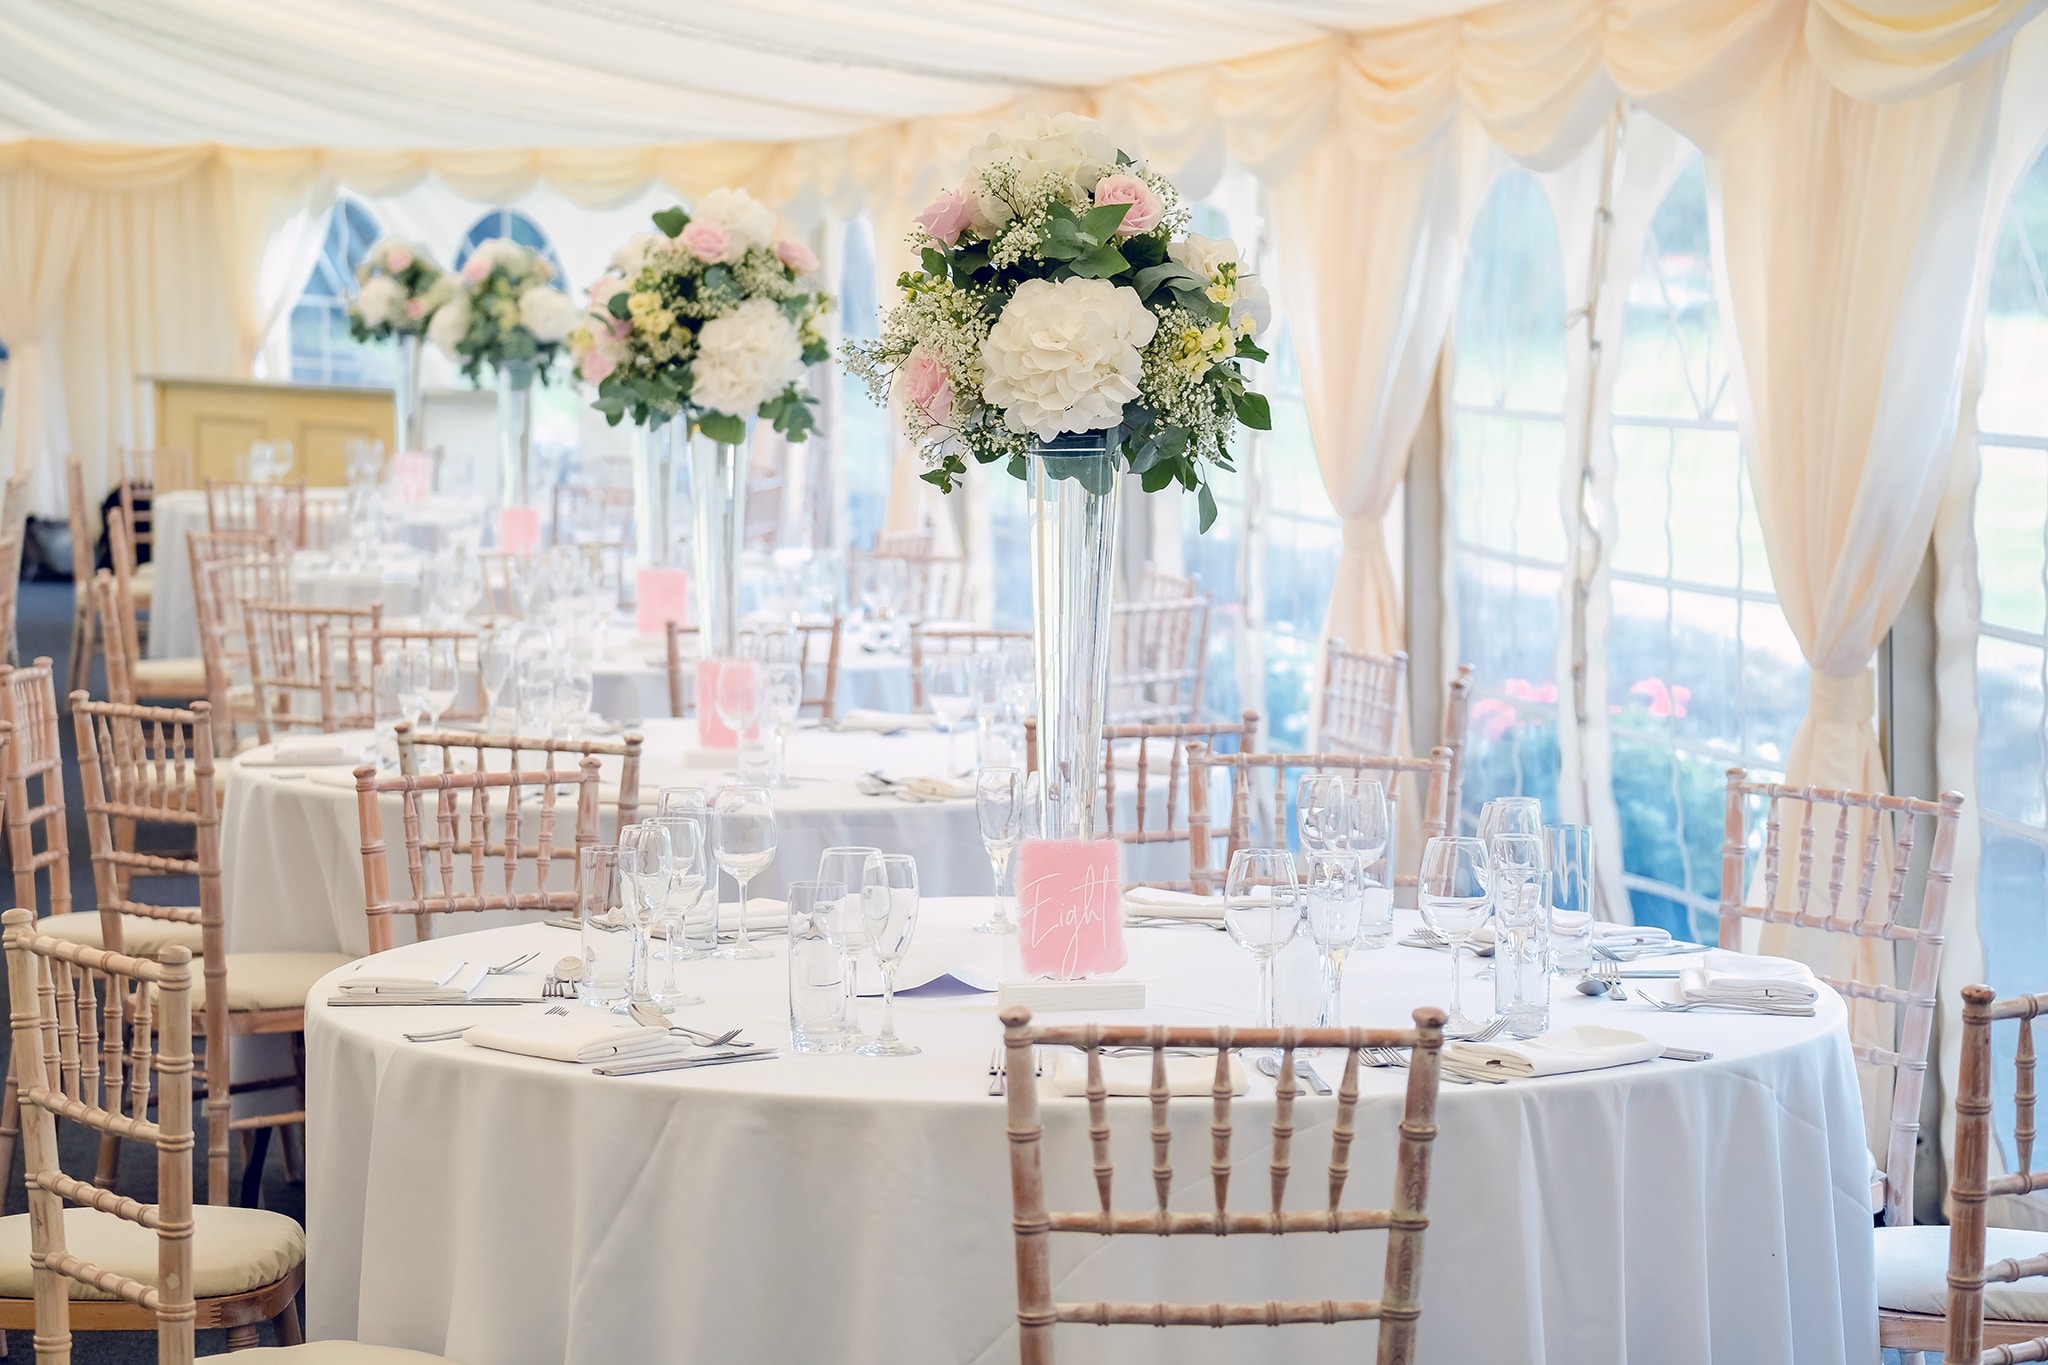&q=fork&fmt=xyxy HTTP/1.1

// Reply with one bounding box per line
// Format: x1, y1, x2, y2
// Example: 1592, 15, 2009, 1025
1447, 1017, 1509, 1043
406, 1003, 566, 1043
1591, 961, 1629, 1000
487, 951, 539, 975
1372, 1046, 1475, 1083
